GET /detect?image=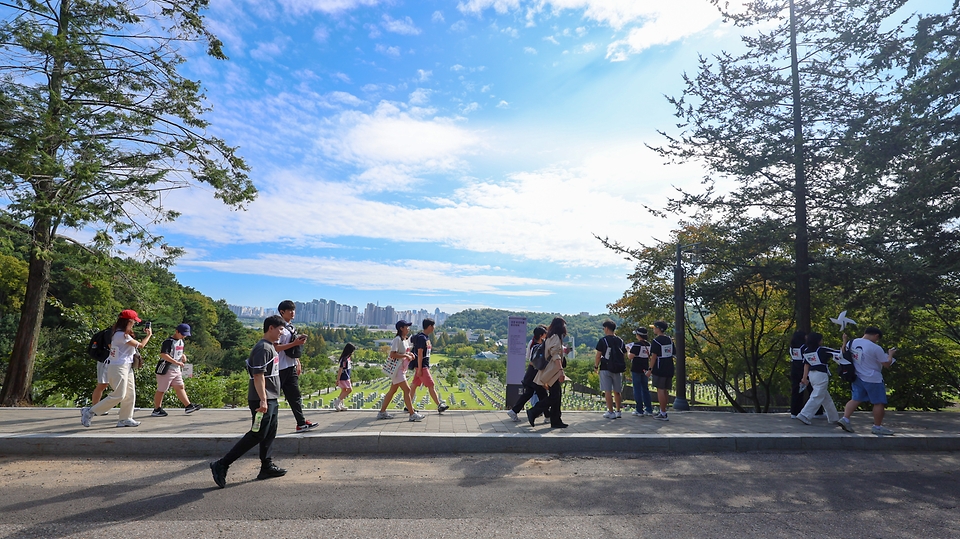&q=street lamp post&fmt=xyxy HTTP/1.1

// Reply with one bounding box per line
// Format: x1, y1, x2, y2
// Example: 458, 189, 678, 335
672, 242, 703, 411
